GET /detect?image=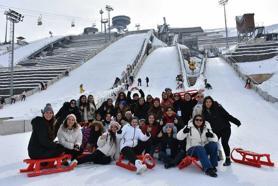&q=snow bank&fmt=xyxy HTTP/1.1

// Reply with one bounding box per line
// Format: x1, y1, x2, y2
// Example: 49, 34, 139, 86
237, 56, 278, 75
259, 72, 278, 98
